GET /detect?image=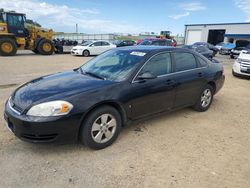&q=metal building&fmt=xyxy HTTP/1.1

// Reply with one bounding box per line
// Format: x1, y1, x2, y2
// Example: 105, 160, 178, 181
184, 22, 250, 45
